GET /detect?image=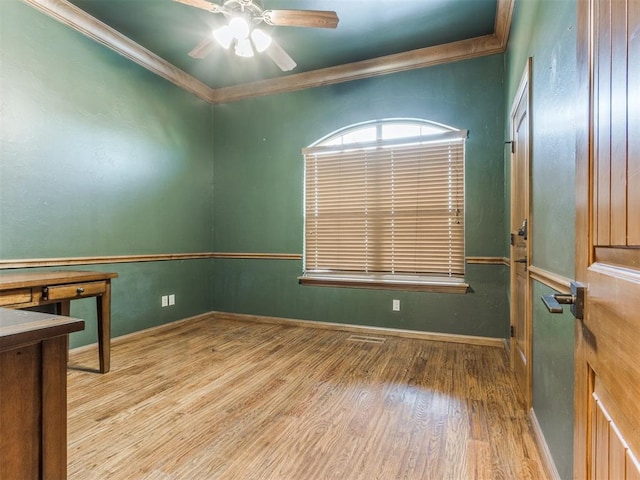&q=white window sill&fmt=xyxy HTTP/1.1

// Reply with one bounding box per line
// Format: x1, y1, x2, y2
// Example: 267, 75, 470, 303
298, 274, 469, 294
